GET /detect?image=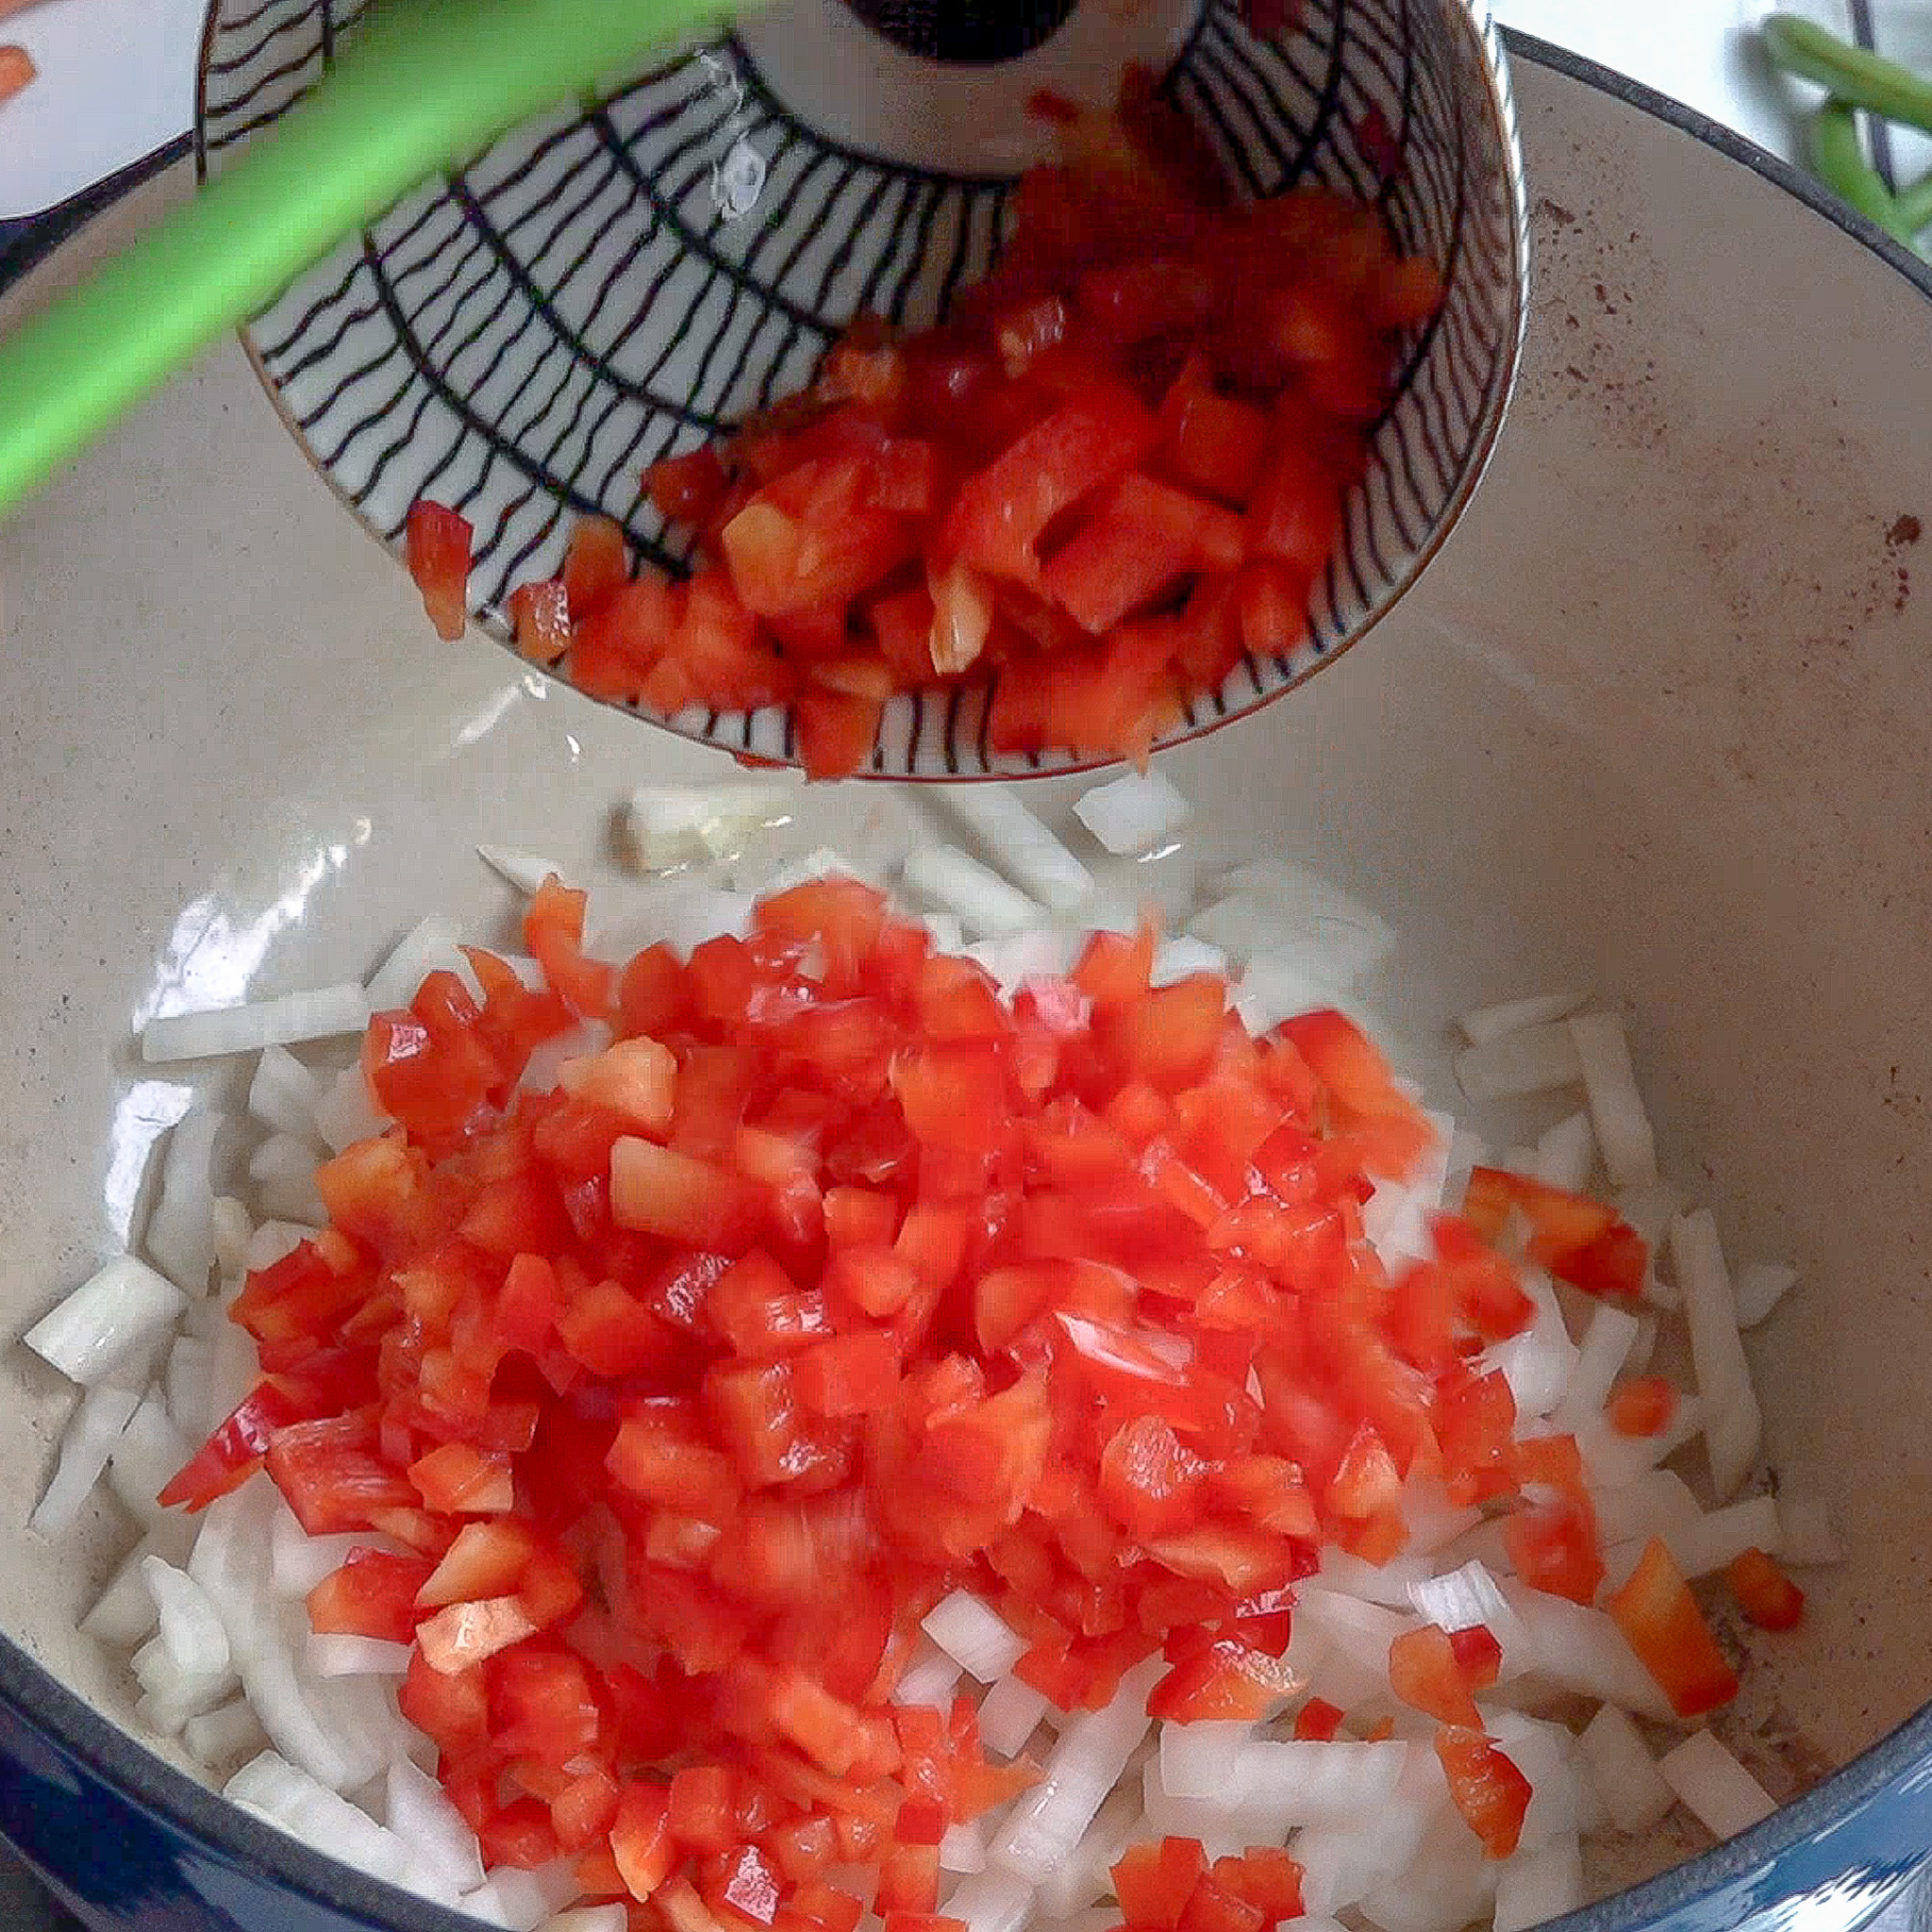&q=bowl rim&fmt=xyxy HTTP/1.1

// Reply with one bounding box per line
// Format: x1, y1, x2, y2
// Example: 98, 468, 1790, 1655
5, 24, 1932, 1932
192, 0, 1534, 785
